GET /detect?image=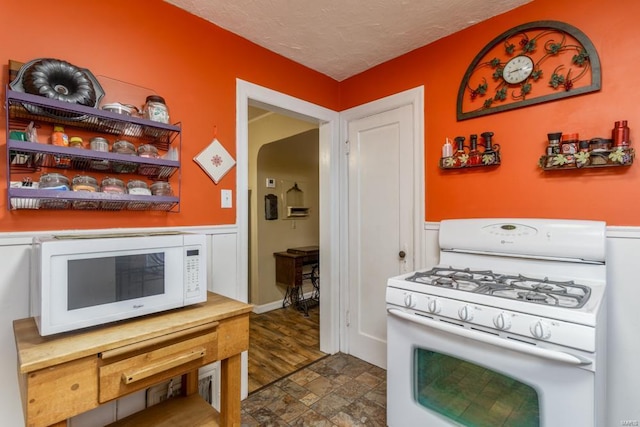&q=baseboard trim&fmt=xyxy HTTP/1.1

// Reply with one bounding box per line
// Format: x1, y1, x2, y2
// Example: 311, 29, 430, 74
252, 291, 316, 314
